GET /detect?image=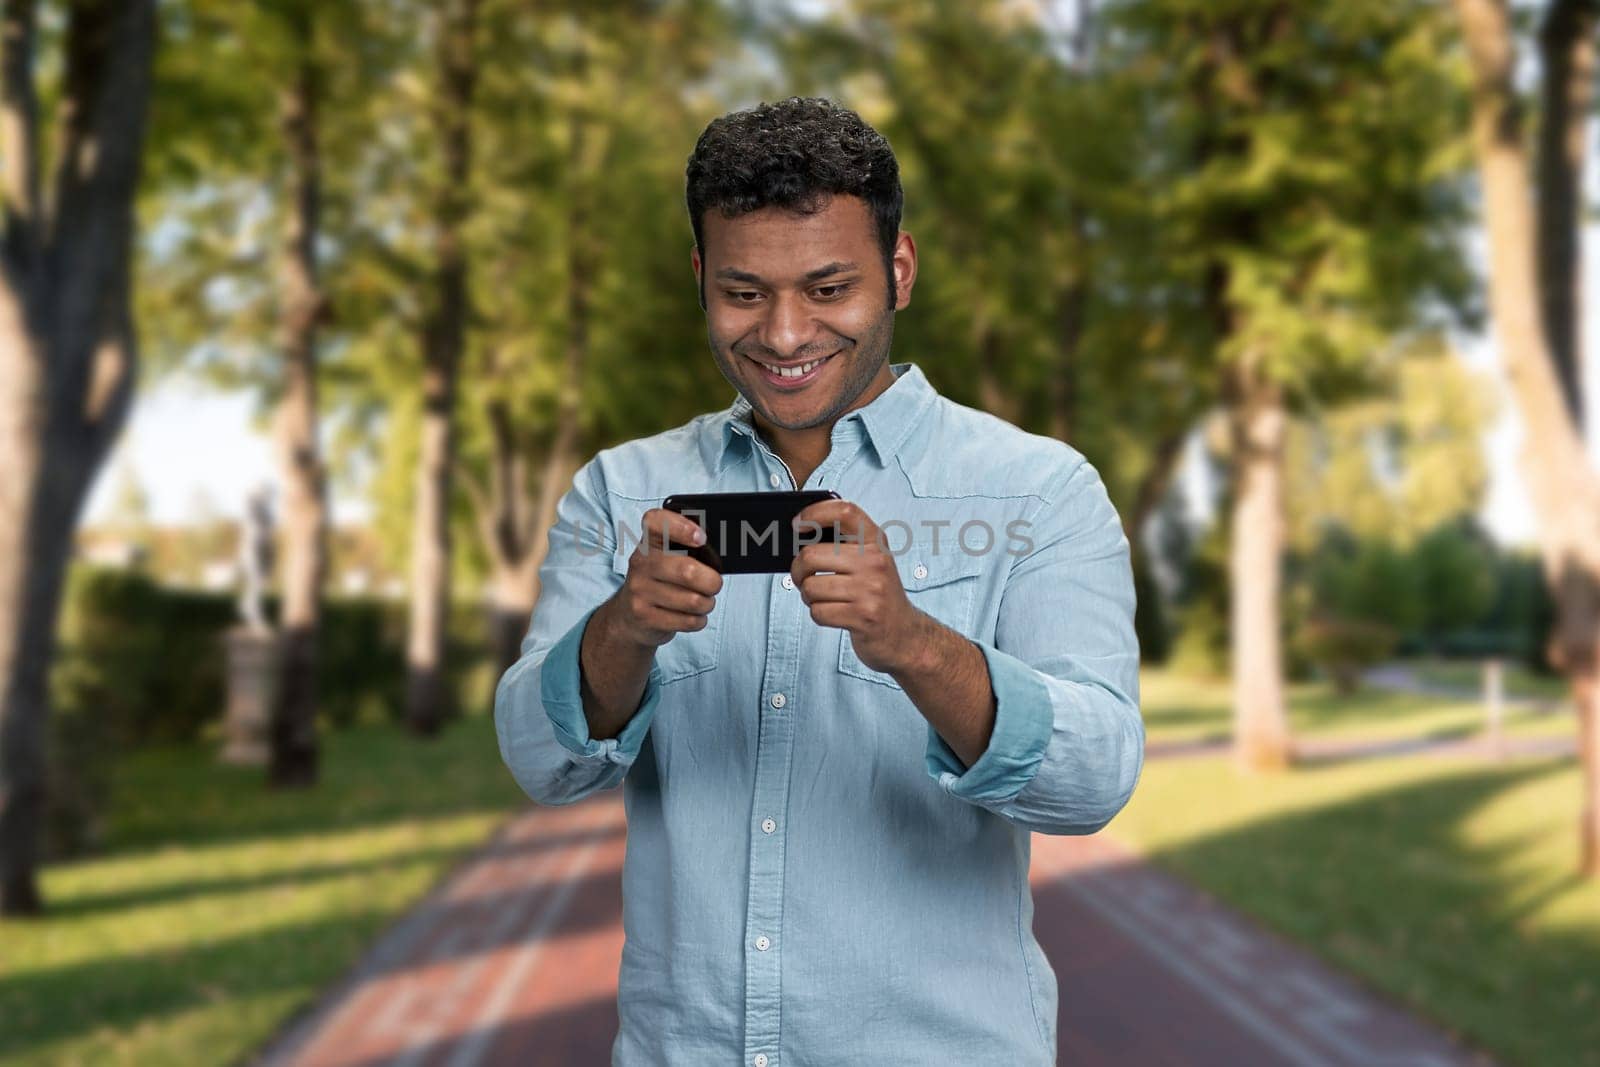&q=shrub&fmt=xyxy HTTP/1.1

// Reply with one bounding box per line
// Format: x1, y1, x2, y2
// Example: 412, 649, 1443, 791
1293, 615, 1399, 694
44, 562, 496, 857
